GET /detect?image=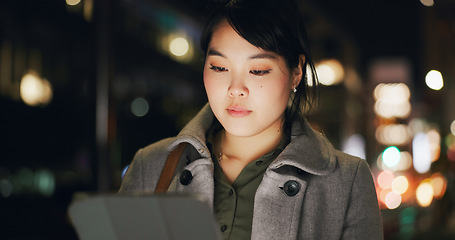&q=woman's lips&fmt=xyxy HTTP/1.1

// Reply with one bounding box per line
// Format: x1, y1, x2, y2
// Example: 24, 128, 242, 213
227, 106, 252, 117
